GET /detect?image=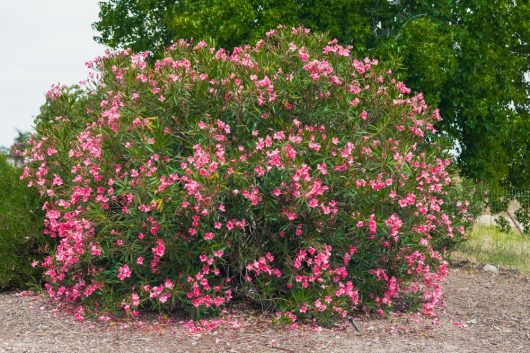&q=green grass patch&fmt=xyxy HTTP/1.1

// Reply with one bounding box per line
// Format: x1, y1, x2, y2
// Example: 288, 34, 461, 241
450, 225, 530, 275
